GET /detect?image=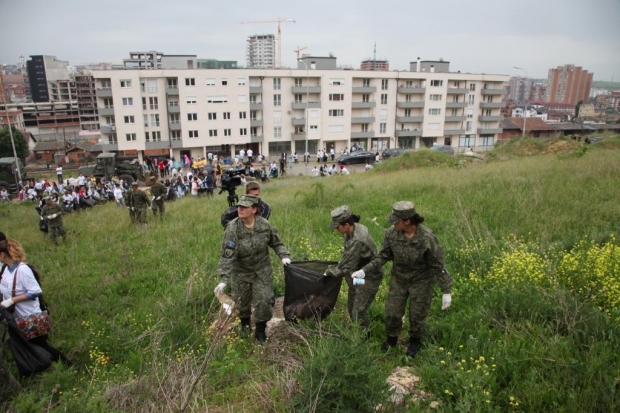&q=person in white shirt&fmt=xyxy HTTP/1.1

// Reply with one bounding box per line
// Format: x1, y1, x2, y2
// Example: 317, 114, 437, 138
239, 149, 245, 161
0, 188, 9, 203
330, 147, 335, 161
365, 163, 373, 170
77, 174, 86, 187
207, 152, 213, 165
247, 148, 253, 163
341, 166, 351, 175
191, 177, 199, 197
113, 183, 124, 207
327, 165, 335, 176
311, 166, 319, 177
68, 176, 75, 188
56, 165, 63, 182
